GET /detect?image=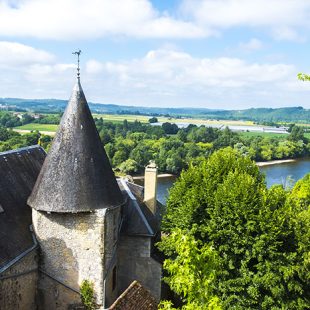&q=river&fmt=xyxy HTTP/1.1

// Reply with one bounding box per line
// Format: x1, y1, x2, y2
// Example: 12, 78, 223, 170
151, 122, 288, 134
142, 158, 310, 205
260, 158, 310, 188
